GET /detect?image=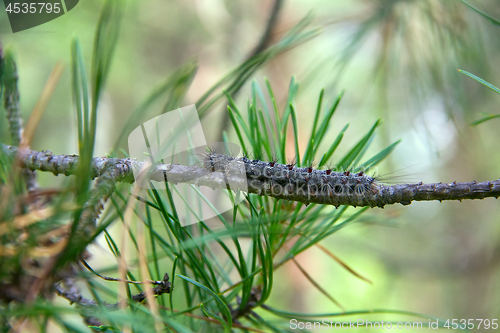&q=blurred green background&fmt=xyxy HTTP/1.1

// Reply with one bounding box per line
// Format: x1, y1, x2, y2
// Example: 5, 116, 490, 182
1, 0, 500, 331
